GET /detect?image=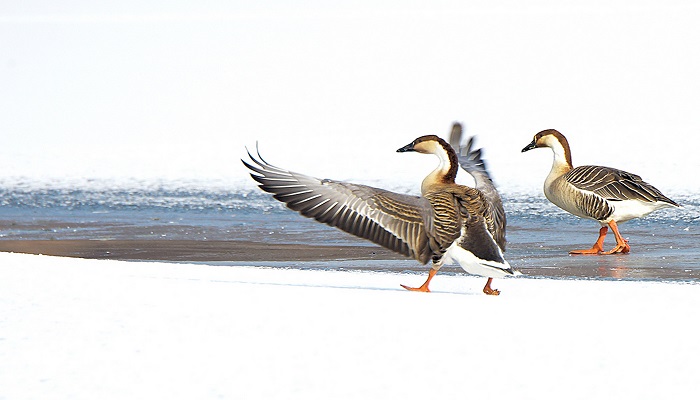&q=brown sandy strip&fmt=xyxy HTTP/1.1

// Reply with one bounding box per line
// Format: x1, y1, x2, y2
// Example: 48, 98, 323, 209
0, 240, 405, 262
4, 241, 696, 281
